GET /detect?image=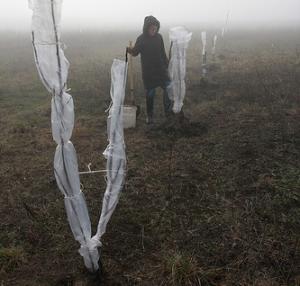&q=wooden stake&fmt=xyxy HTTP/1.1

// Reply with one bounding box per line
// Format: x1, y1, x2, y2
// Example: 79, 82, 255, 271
128, 41, 135, 105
